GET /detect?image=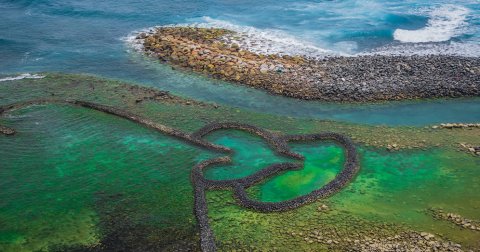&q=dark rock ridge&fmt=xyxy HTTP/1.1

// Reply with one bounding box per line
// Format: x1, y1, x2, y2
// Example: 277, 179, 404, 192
432, 123, 480, 129
0, 125, 15, 135
429, 208, 480, 231
137, 27, 480, 102
1, 99, 360, 252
